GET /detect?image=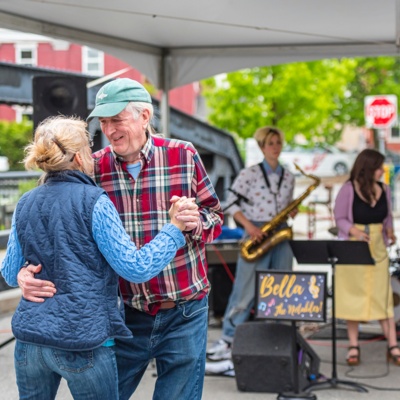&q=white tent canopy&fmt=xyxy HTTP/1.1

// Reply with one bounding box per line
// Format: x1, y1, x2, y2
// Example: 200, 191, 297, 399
1, 1, 400, 89
1, 1, 400, 130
